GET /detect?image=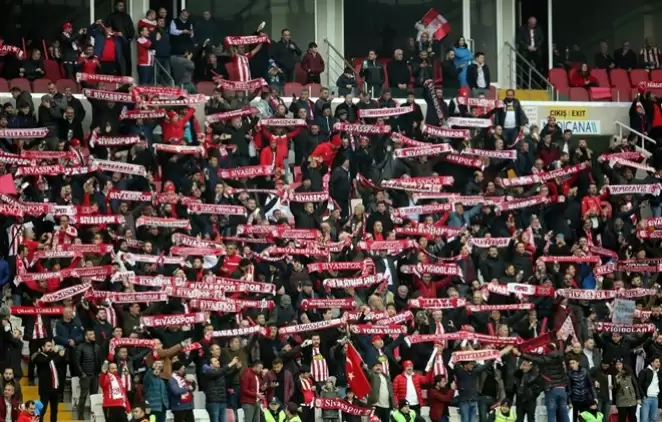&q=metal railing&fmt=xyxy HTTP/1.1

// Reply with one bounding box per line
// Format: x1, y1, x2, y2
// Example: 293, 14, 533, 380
615, 120, 656, 155
503, 41, 555, 99
323, 38, 365, 94
154, 59, 176, 87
